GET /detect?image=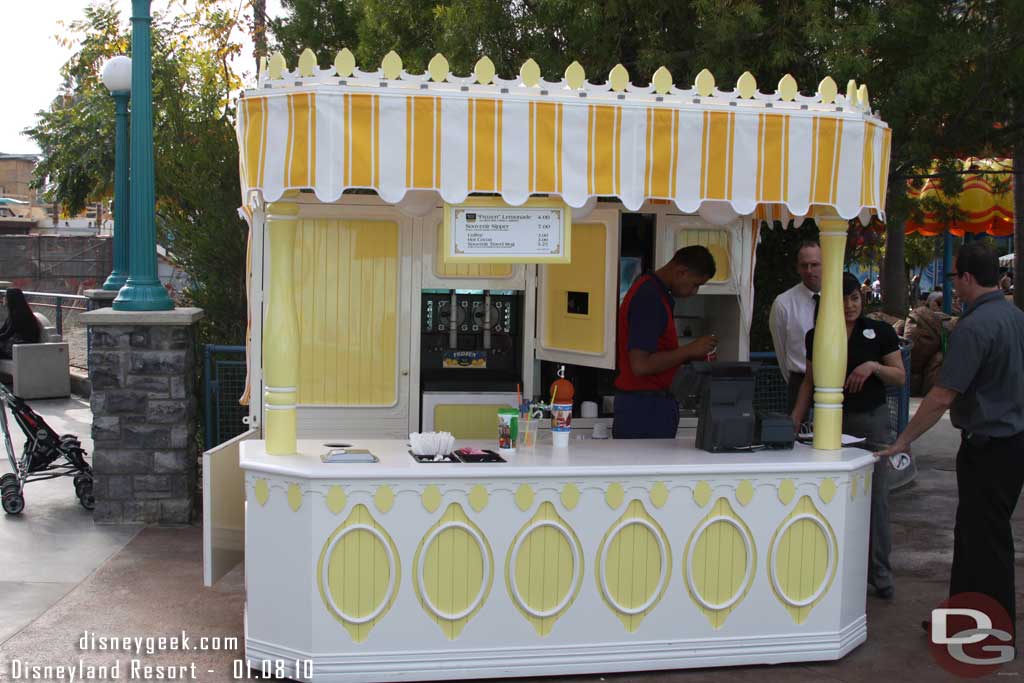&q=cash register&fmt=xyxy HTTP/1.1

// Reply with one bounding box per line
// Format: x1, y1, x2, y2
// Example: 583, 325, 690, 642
677, 362, 795, 452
